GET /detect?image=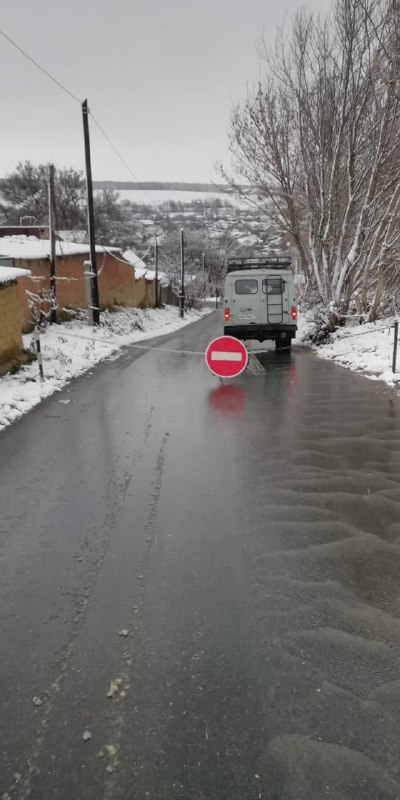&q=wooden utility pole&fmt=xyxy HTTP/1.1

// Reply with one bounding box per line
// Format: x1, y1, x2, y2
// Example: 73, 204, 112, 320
82, 99, 100, 325
202, 252, 206, 298
393, 321, 399, 374
154, 236, 159, 308
48, 164, 57, 323
179, 229, 185, 318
